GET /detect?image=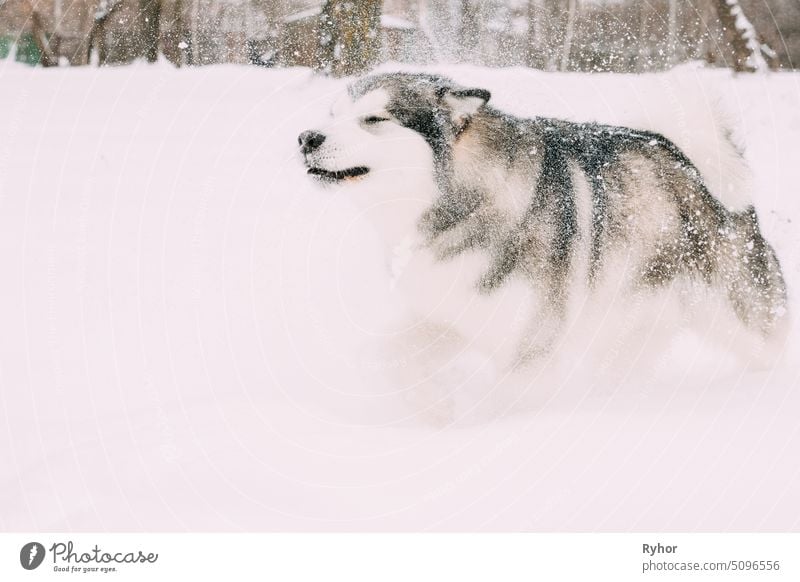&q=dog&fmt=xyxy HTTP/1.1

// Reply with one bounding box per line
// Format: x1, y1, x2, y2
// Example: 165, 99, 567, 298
299, 72, 788, 415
